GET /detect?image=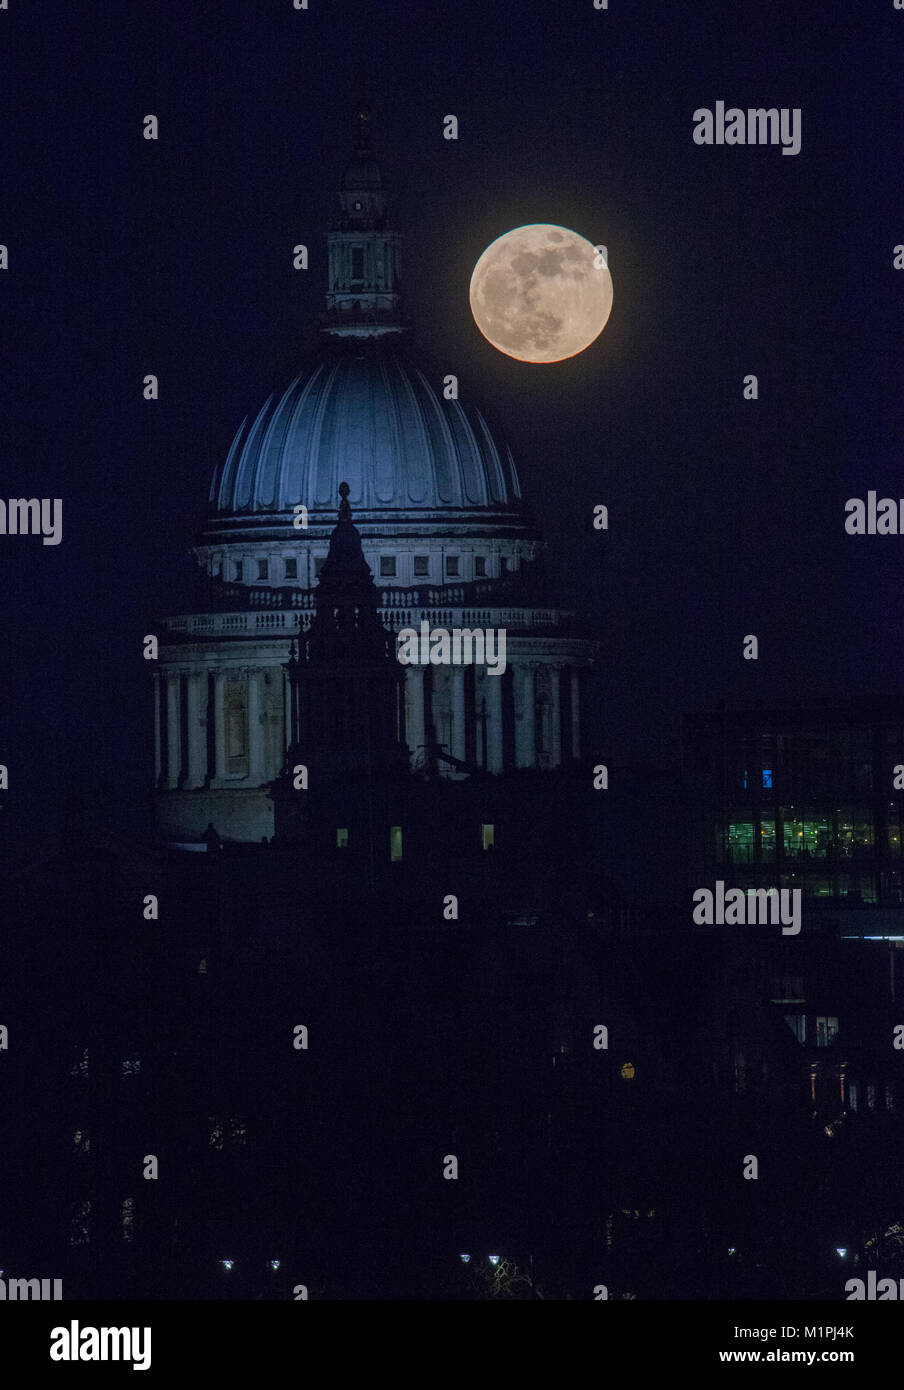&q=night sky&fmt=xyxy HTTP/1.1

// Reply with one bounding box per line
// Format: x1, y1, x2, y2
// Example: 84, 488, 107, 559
1, 0, 902, 867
